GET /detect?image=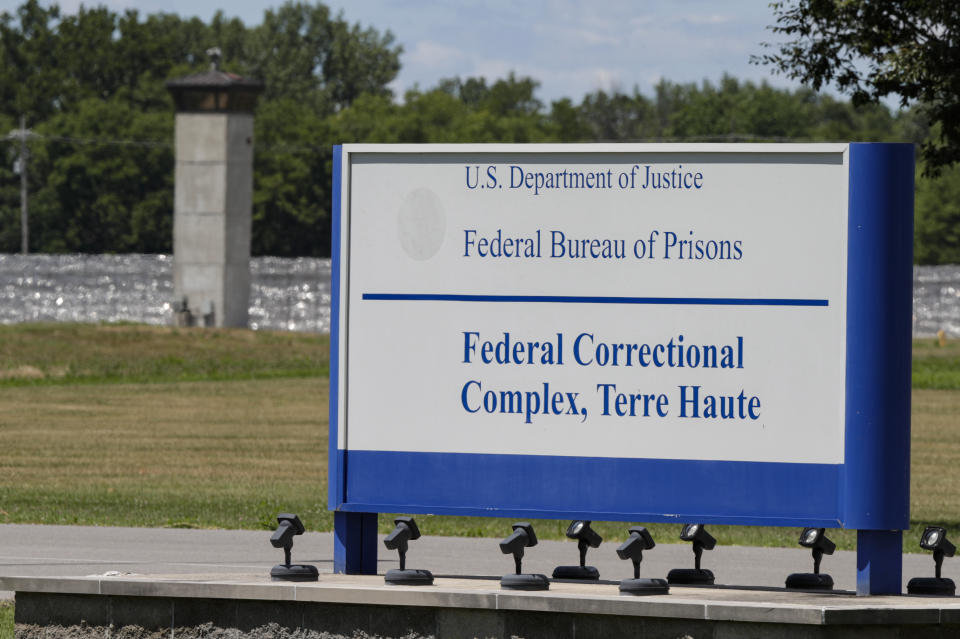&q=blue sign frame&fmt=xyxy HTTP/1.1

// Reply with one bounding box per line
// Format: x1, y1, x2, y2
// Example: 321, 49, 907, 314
329, 143, 914, 594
